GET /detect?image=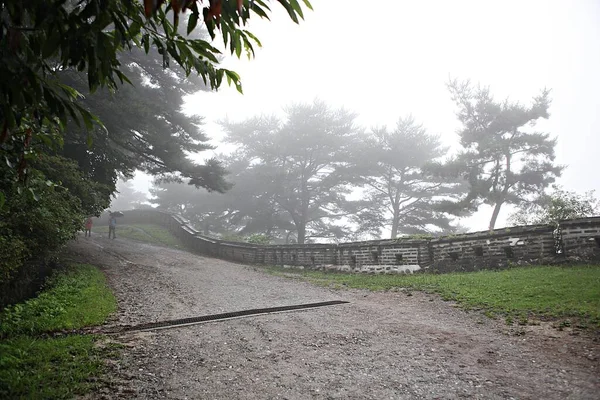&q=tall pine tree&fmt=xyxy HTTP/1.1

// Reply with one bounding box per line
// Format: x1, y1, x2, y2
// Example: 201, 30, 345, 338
438, 80, 562, 229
